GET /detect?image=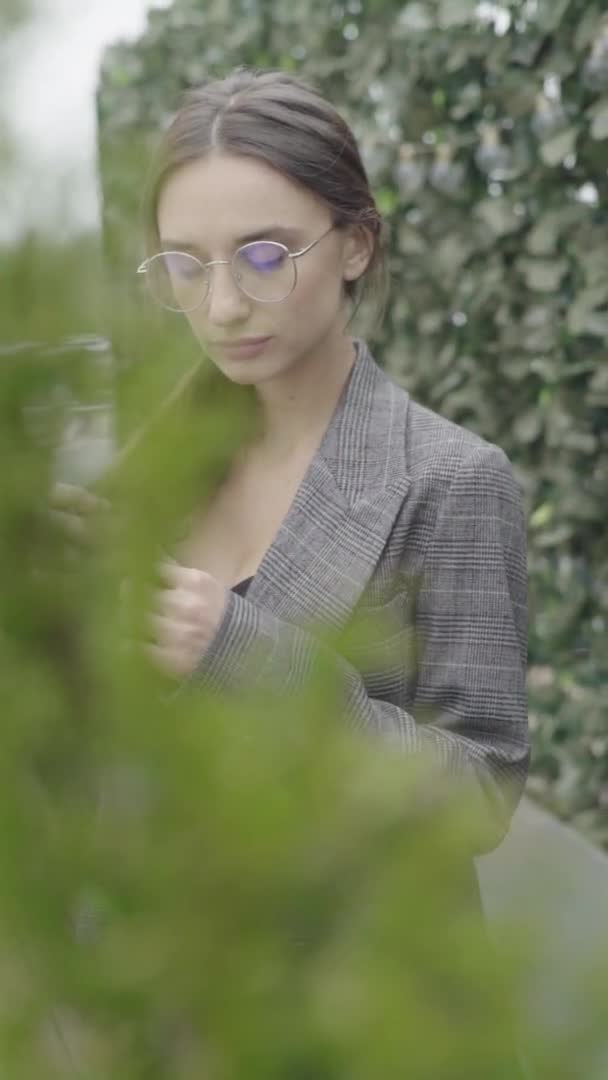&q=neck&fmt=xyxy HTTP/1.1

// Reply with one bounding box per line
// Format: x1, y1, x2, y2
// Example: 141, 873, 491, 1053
250, 335, 357, 464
